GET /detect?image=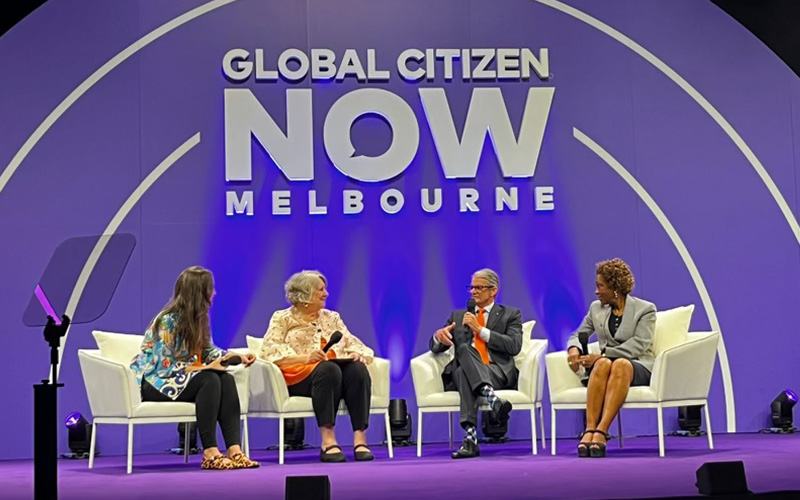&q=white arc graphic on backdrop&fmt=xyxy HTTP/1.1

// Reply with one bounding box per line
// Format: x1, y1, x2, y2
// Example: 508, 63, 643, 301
534, 0, 799, 250
573, 127, 736, 432
55, 133, 202, 379
0, 0, 240, 197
